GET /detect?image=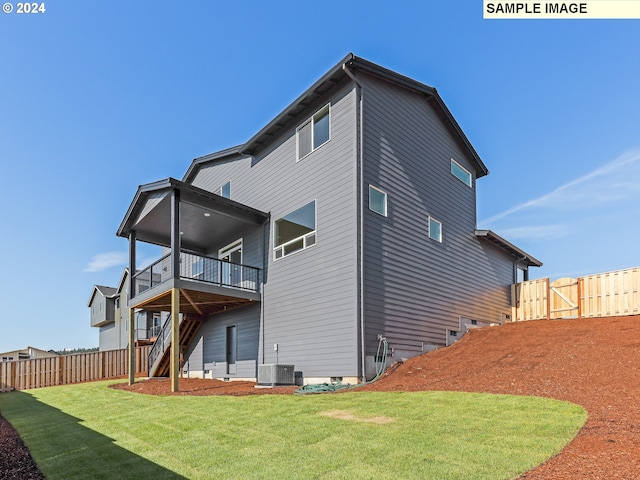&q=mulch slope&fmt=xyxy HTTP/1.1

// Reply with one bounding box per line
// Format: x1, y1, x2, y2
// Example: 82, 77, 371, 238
361, 315, 640, 479
3, 315, 639, 479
